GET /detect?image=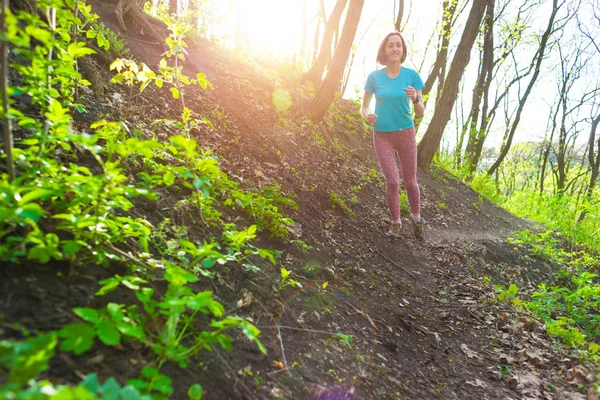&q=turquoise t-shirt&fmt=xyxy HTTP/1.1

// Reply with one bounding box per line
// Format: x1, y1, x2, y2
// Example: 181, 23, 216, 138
364, 67, 425, 132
